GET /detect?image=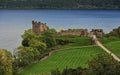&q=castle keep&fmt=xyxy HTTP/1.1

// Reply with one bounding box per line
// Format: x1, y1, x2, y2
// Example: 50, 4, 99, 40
32, 20, 48, 35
